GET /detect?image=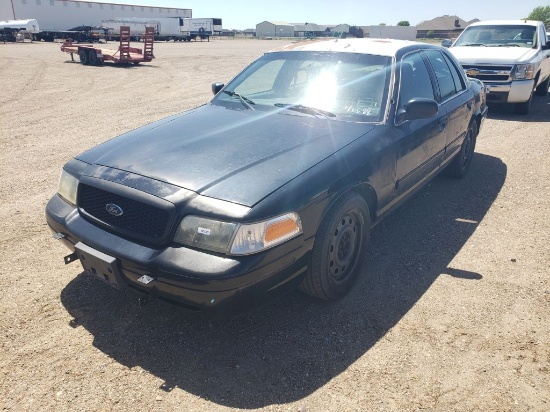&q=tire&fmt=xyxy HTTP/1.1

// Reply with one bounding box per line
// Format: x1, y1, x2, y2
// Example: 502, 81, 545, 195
78, 49, 89, 65
88, 50, 100, 66
300, 192, 370, 300
514, 93, 532, 115
535, 76, 549, 97
444, 119, 477, 179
